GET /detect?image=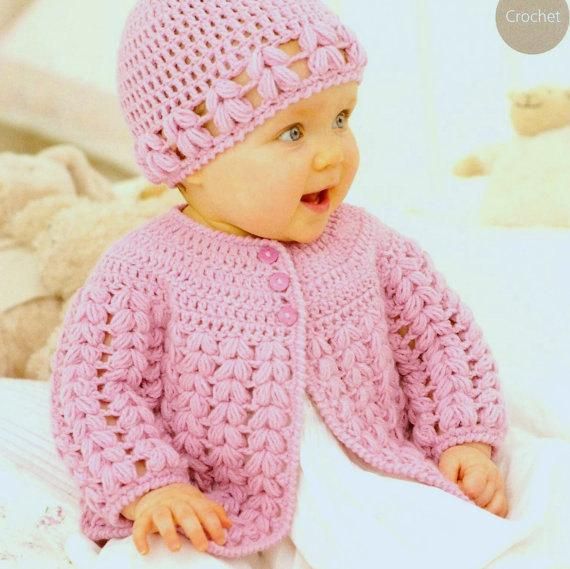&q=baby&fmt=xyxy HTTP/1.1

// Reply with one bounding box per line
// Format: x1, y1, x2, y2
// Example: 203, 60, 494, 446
50, 0, 510, 567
